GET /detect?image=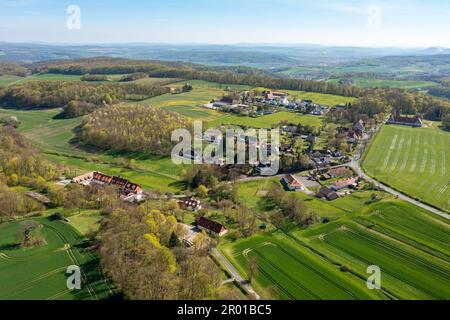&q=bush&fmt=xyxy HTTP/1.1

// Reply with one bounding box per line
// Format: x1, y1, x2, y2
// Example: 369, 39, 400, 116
48, 212, 65, 221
